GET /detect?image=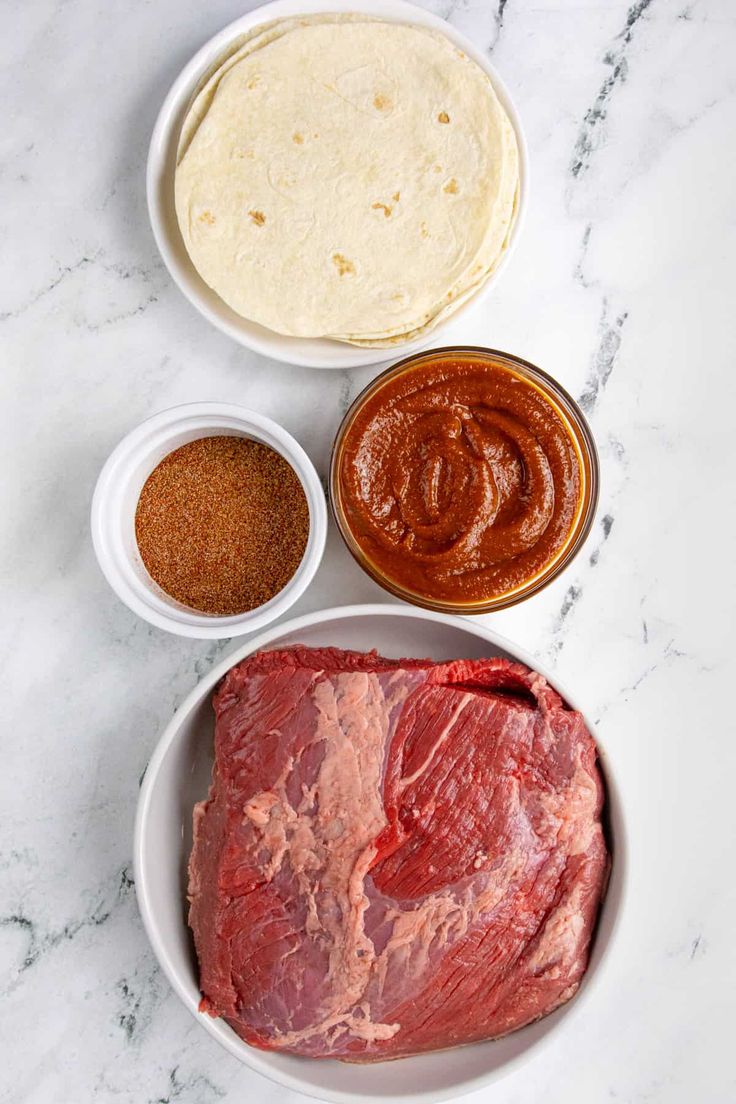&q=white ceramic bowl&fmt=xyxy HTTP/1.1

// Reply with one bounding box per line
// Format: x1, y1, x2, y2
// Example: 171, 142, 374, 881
147, 0, 529, 369
90, 403, 327, 638
135, 604, 626, 1103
